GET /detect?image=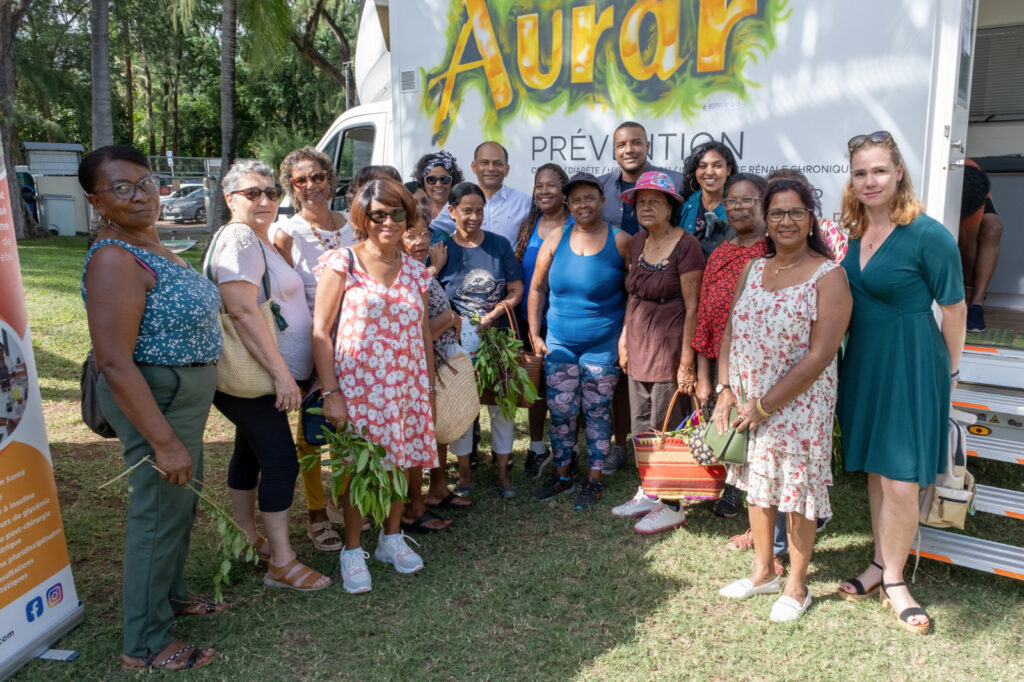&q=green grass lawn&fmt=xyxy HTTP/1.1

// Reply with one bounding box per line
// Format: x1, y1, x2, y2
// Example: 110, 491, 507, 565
11, 236, 1024, 681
